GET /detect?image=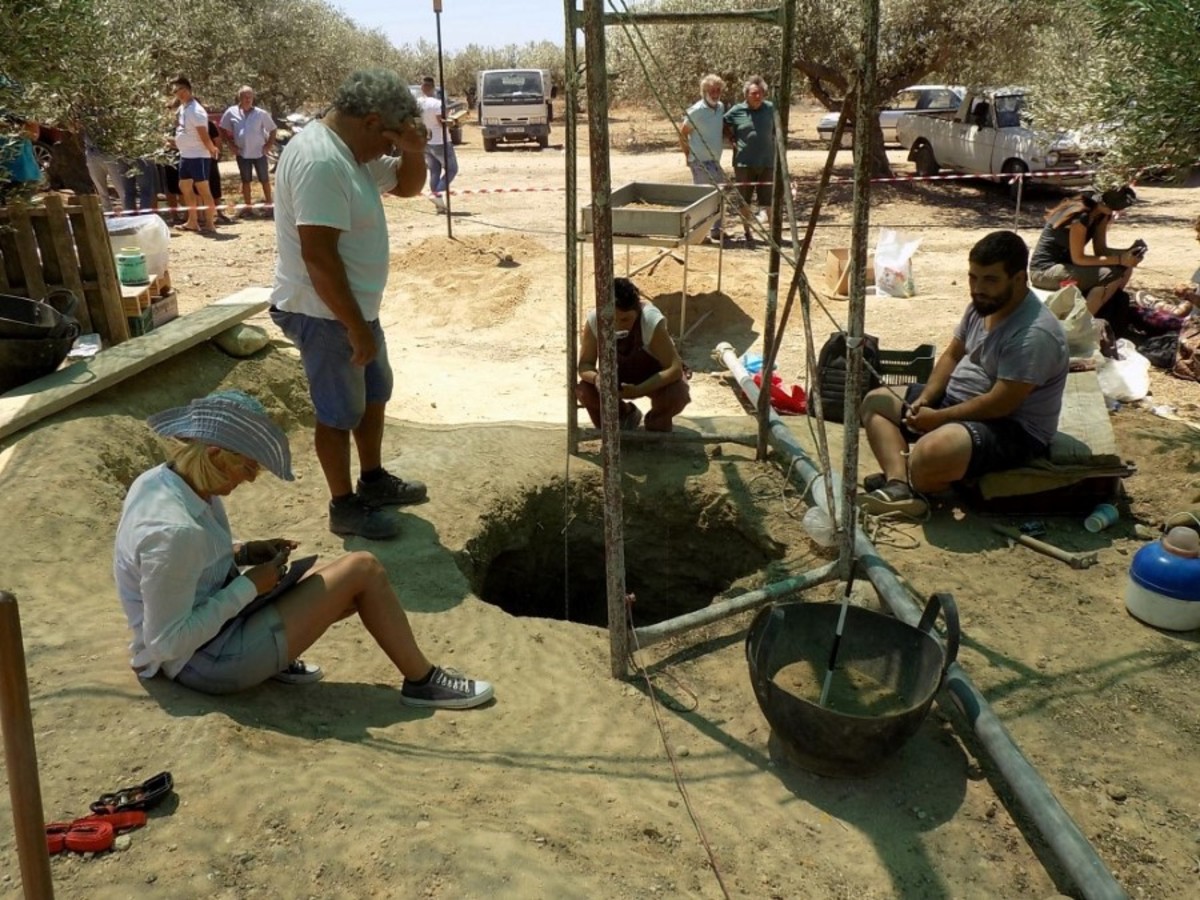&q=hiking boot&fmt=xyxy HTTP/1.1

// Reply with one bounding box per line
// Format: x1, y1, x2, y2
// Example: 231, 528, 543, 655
400, 665, 494, 710
863, 472, 887, 493
272, 659, 324, 685
857, 480, 928, 518
329, 495, 401, 539
620, 405, 643, 431
356, 470, 428, 507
